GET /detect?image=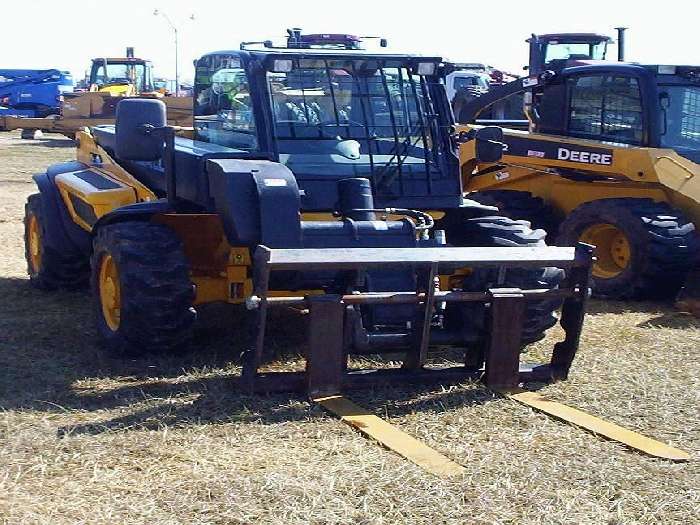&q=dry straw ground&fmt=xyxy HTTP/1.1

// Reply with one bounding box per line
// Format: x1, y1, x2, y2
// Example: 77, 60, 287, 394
0, 131, 699, 524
